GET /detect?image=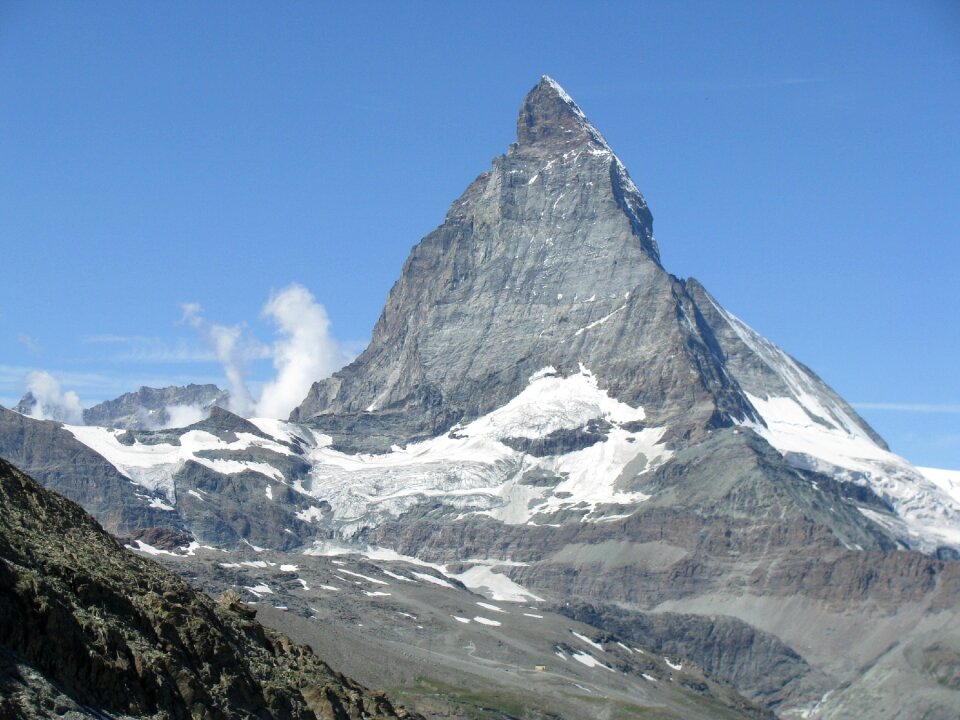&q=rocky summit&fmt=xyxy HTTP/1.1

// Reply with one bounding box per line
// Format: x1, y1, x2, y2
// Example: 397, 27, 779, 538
2, 77, 960, 719
293, 76, 755, 451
